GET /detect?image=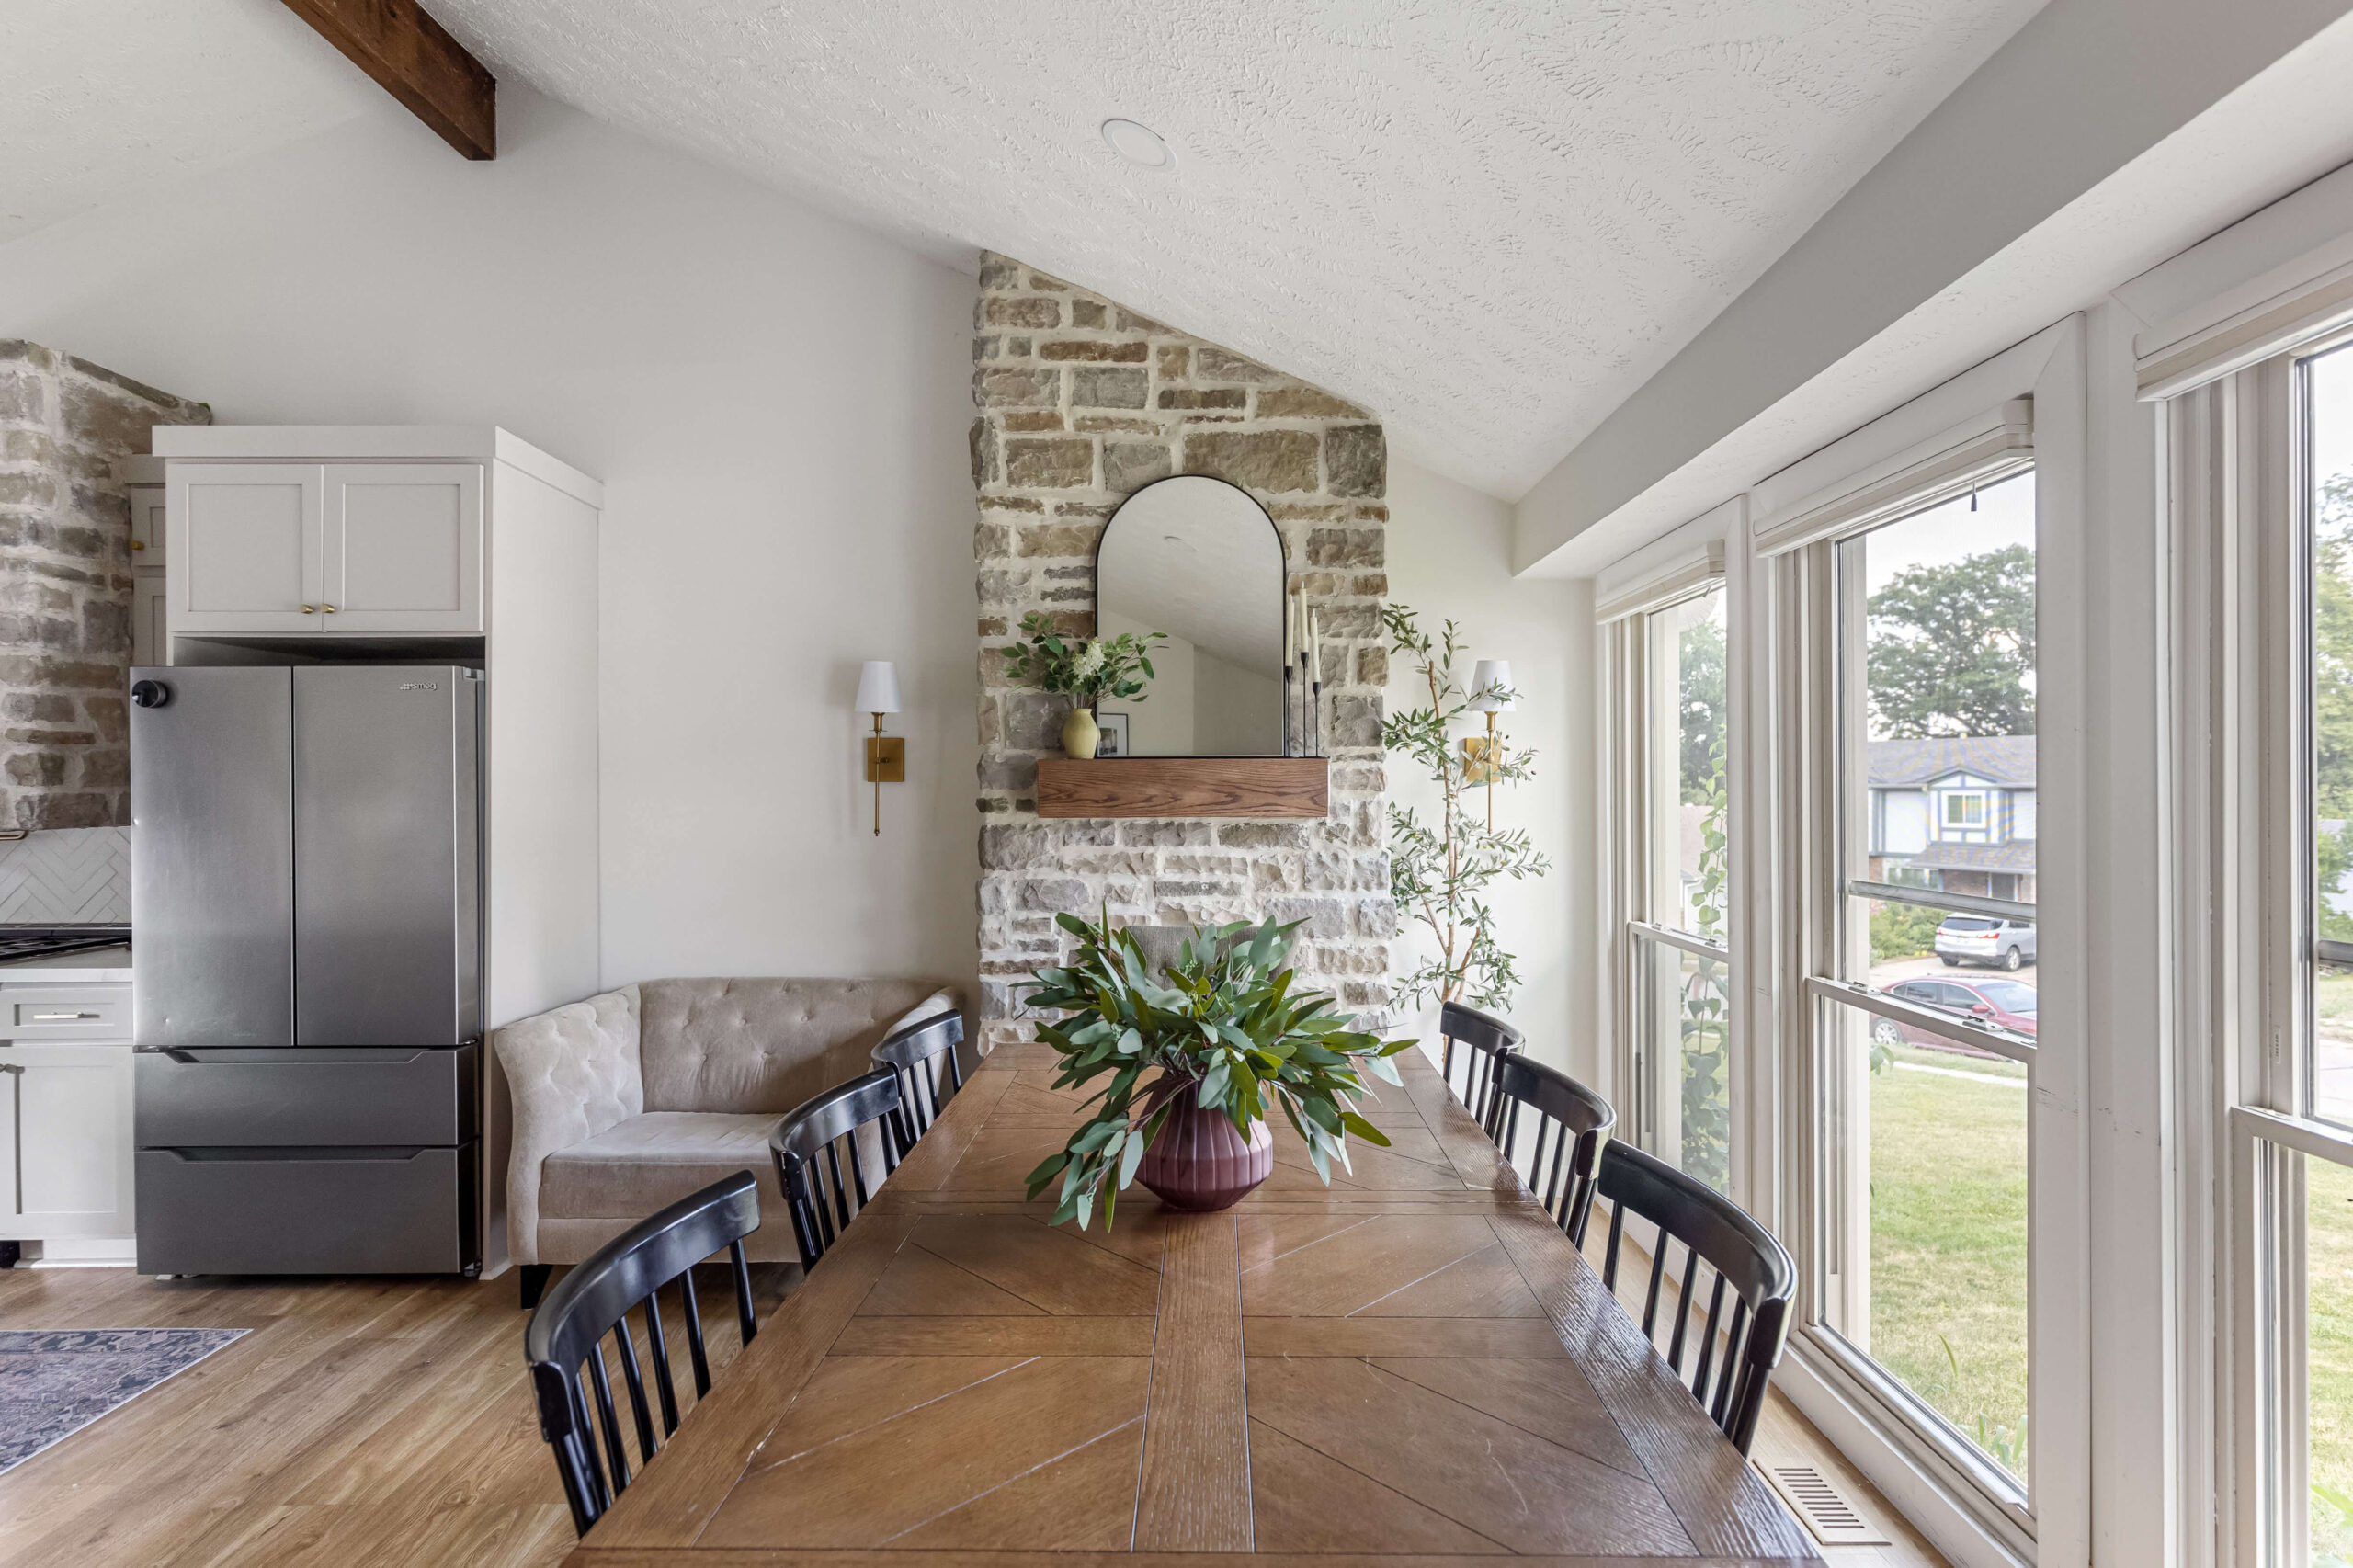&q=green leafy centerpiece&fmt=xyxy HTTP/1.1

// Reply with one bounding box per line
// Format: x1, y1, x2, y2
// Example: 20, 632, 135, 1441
1021, 911, 1415, 1228
999, 611, 1165, 759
